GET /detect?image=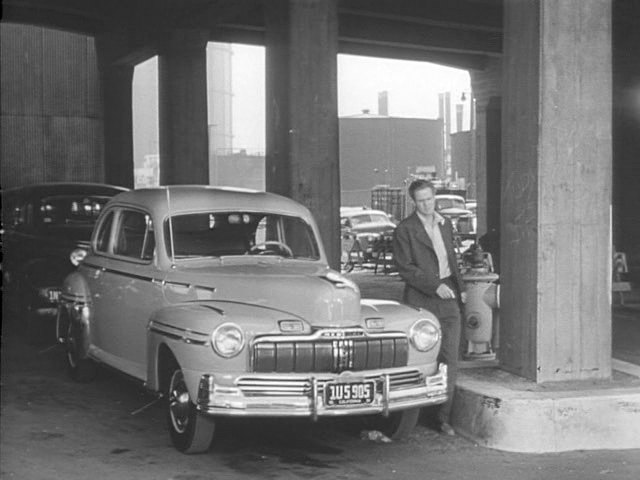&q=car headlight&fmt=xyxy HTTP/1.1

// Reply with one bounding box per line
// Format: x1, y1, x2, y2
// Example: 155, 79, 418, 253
211, 323, 245, 358
70, 248, 87, 266
409, 319, 440, 352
